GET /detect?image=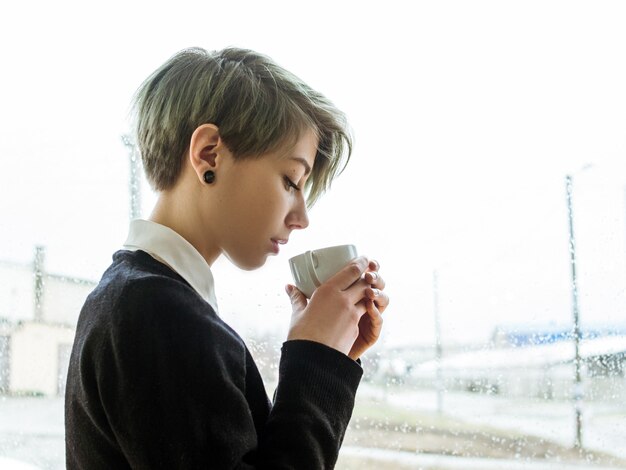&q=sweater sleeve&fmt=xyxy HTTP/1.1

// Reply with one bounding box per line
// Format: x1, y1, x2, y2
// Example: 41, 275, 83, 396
259, 340, 363, 469
67, 276, 362, 469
